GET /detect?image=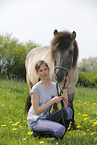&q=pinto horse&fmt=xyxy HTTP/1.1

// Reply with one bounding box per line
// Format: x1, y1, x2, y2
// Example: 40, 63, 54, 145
25, 29, 79, 130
